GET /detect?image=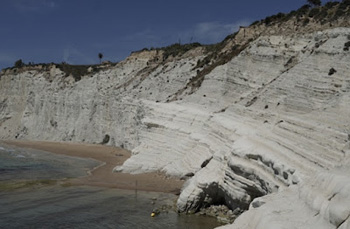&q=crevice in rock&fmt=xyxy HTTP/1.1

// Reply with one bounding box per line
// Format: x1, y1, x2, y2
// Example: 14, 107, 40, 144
336, 214, 350, 228
201, 156, 213, 168
183, 164, 275, 216
228, 164, 272, 197
0, 99, 8, 113
101, 134, 110, 144
245, 96, 258, 107
193, 183, 233, 212
328, 192, 338, 201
